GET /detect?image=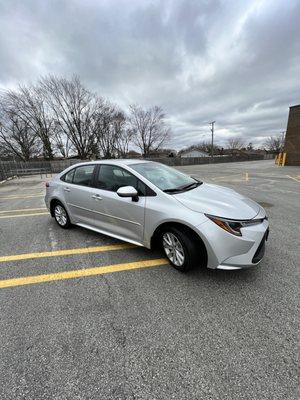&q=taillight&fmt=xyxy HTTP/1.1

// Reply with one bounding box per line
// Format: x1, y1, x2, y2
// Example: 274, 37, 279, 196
45, 182, 50, 188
